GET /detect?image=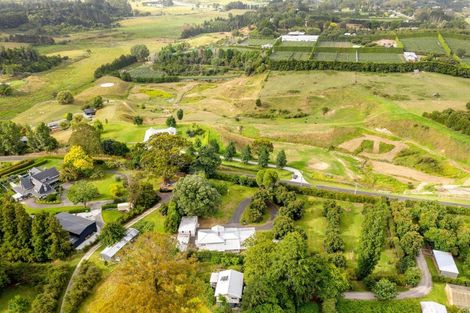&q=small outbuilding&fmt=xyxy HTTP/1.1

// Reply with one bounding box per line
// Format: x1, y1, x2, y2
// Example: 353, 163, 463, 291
420, 301, 447, 313
56, 212, 97, 248
117, 202, 131, 212
211, 269, 244, 307
445, 284, 470, 310
404, 51, 419, 62
176, 216, 198, 251
433, 250, 459, 278
100, 228, 139, 262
